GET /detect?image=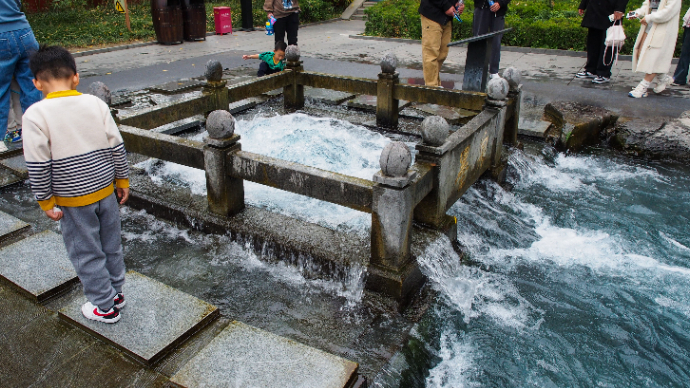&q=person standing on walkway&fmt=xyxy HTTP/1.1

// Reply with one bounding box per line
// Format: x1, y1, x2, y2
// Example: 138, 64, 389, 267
418, 0, 464, 86
264, 0, 300, 46
628, 0, 682, 98
473, 0, 510, 79
576, 0, 629, 84
671, 7, 690, 86
0, 0, 42, 152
